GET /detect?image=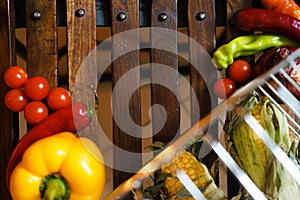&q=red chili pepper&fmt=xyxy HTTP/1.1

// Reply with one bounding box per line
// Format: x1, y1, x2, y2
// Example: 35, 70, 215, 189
6, 102, 93, 189
231, 8, 300, 43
